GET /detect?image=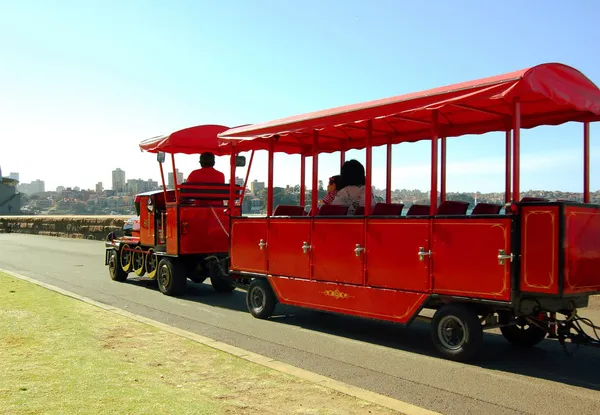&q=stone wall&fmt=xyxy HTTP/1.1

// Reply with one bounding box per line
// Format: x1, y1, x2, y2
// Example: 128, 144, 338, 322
0, 215, 131, 240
